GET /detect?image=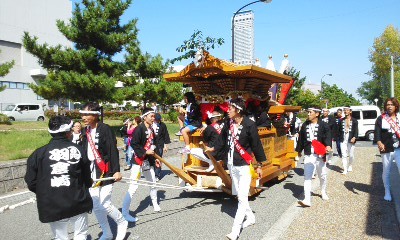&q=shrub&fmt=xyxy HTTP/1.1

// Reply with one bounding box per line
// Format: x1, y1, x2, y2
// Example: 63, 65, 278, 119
0, 113, 11, 125
167, 109, 179, 123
